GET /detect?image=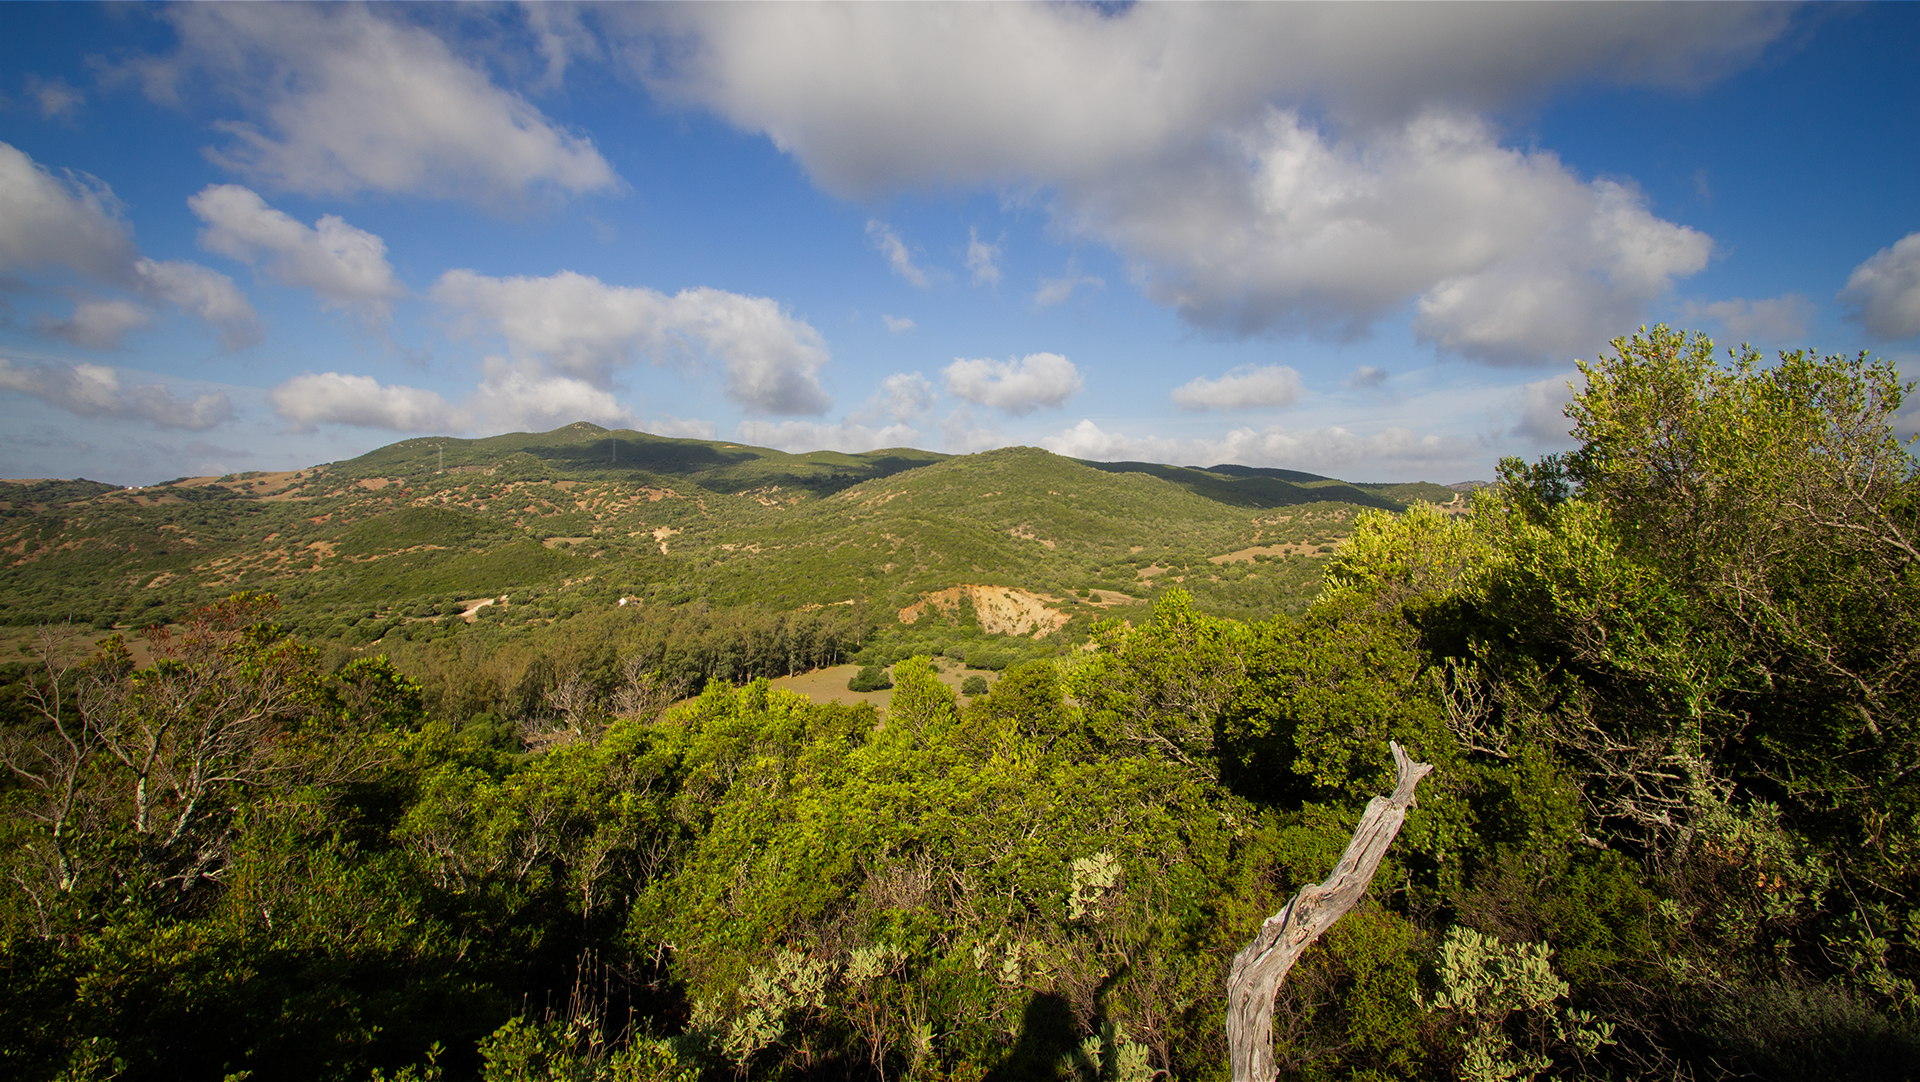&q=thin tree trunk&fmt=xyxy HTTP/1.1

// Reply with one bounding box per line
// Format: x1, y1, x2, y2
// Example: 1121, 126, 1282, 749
1226, 741, 1433, 1081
